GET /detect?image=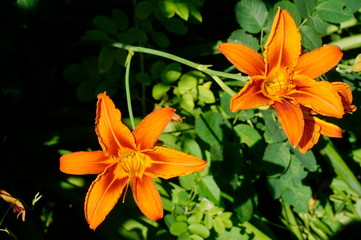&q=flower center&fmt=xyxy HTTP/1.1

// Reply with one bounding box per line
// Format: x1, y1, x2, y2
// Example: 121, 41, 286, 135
263, 69, 294, 97
118, 151, 146, 177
